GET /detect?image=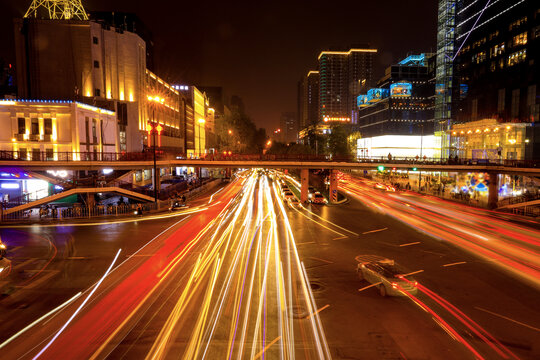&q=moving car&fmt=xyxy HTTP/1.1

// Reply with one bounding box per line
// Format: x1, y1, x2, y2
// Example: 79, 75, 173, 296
0, 239, 6, 259
356, 259, 418, 297
287, 197, 301, 208
169, 199, 186, 211
373, 183, 386, 191
283, 190, 294, 200
311, 192, 327, 204
308, 186, 316, 199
